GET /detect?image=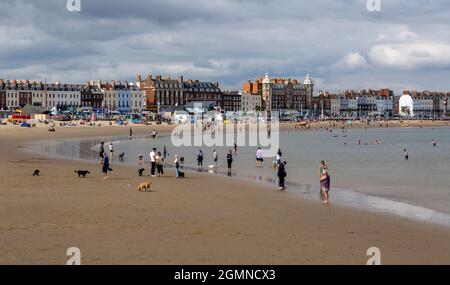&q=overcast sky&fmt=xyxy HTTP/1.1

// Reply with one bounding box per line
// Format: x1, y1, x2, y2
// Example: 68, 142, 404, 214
0, 0, 449, 93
